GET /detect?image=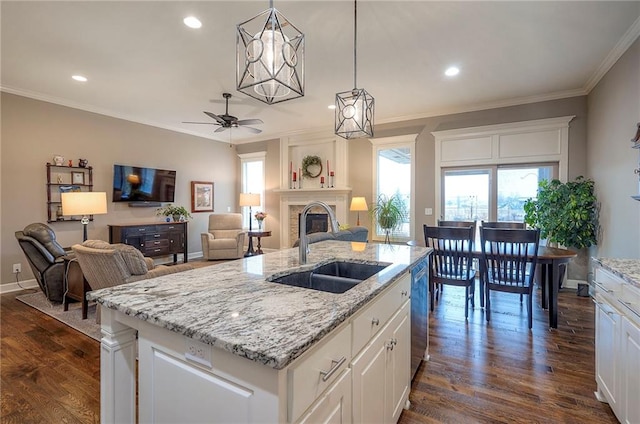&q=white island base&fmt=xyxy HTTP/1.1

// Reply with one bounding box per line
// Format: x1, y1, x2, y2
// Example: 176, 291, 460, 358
100, 271, 414, 424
